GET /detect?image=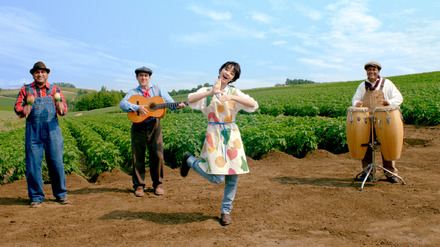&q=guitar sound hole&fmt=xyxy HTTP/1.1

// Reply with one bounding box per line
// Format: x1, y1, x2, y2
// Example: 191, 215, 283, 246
149, 103, 156, 110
